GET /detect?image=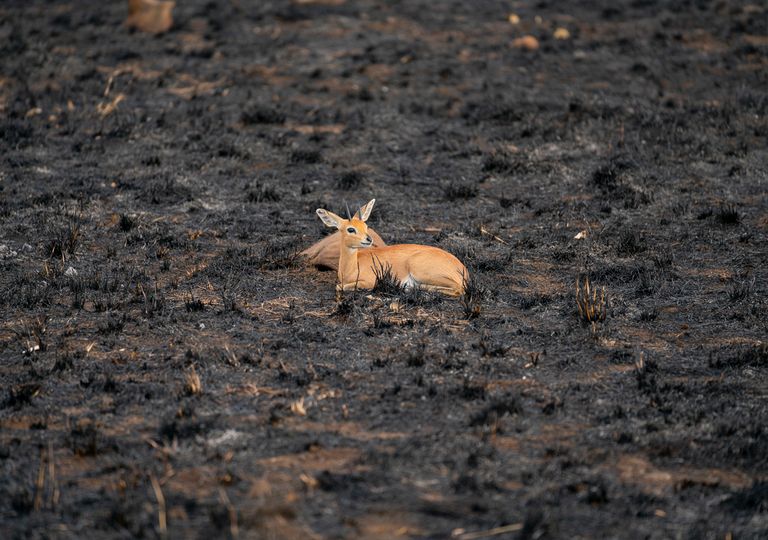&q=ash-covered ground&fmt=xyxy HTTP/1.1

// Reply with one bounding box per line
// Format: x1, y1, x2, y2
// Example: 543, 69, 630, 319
1, 1, 767, 538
